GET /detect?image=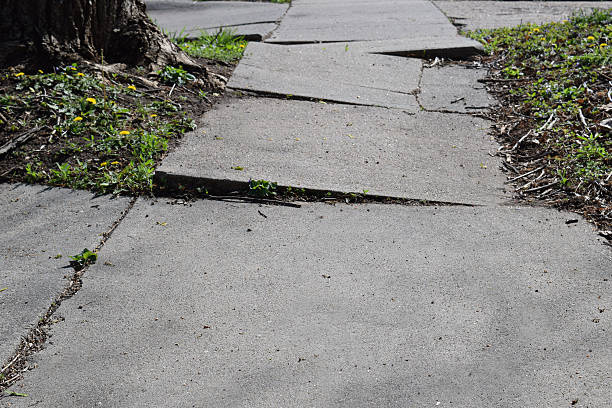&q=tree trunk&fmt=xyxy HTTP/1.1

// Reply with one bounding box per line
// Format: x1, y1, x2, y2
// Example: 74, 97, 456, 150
0, 0, 200, 71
